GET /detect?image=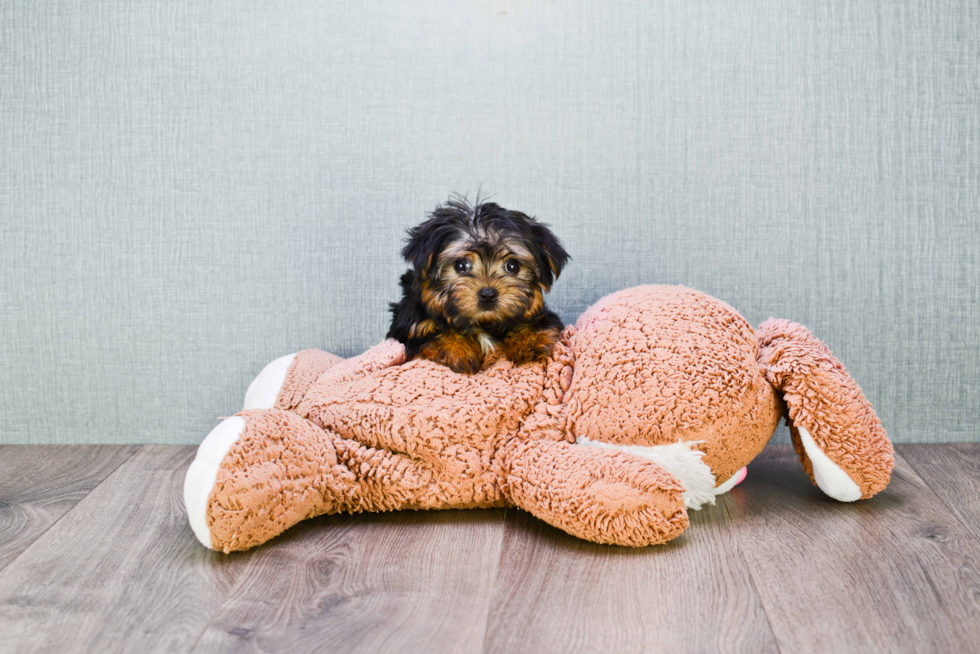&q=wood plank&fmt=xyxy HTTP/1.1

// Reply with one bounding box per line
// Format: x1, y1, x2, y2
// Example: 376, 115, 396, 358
899, 444, 980, 543
0, 445, 139, 572
0, 445, 252, 653
483, 502, 779, 653
192, 509, 507, 654
724, 444, 980, 654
